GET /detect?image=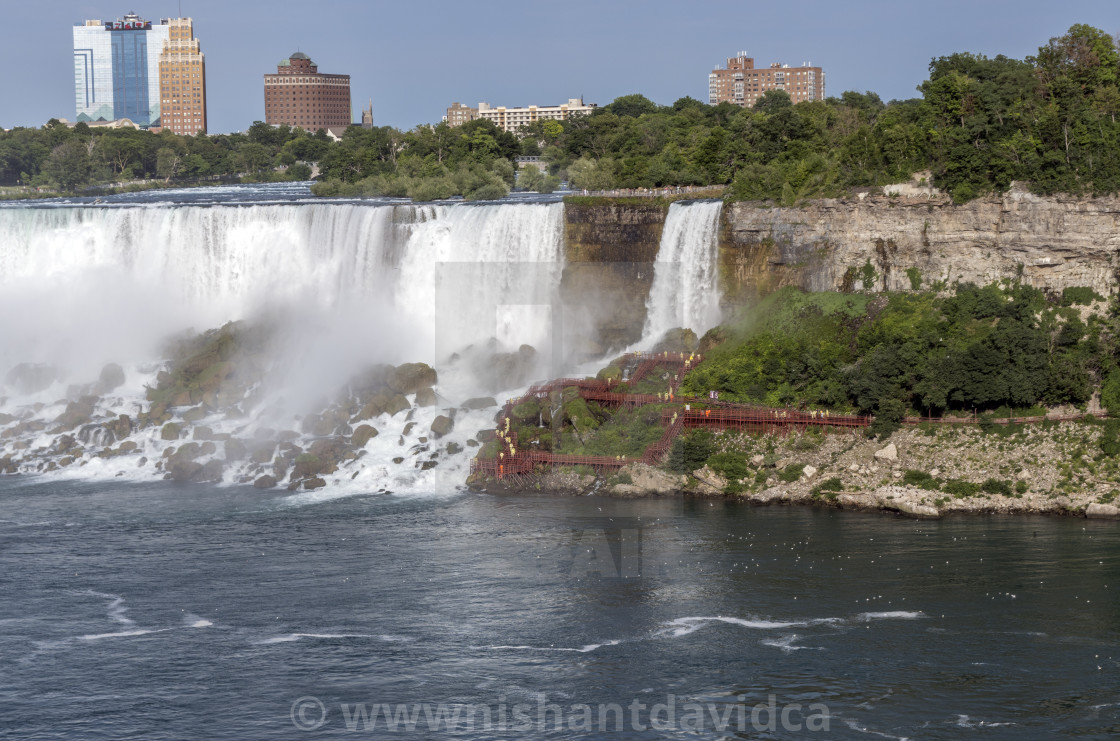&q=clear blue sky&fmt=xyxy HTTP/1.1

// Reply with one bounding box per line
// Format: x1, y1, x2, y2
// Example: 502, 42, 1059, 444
4, 0, 1117, 134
